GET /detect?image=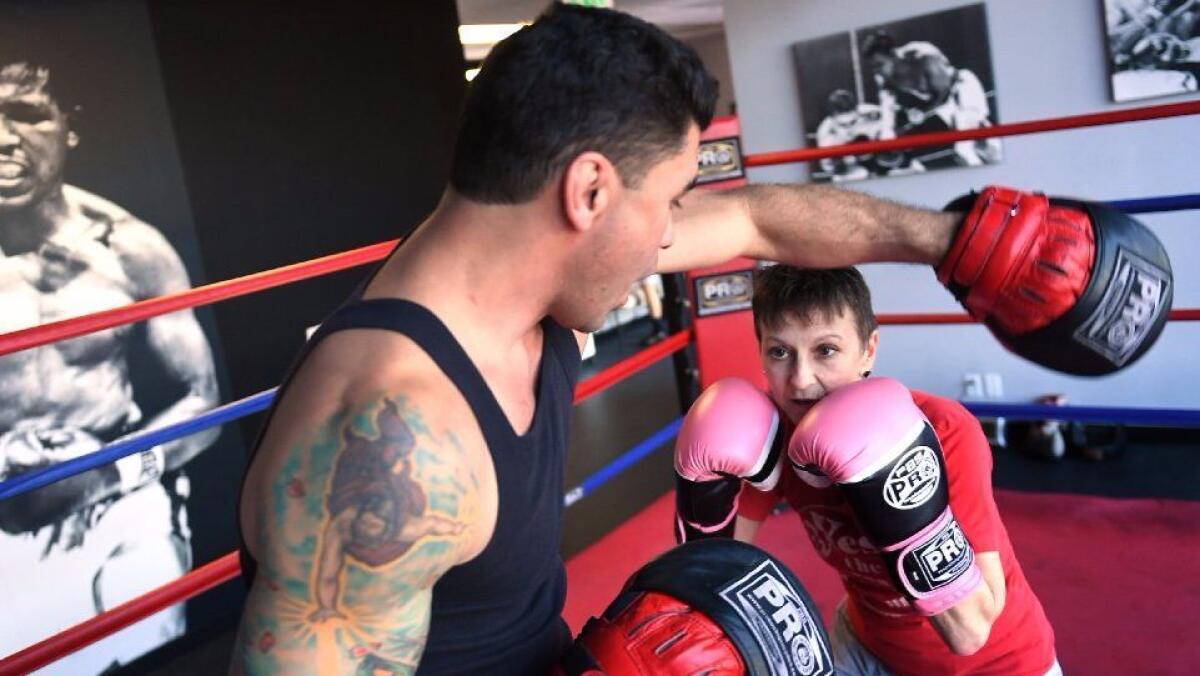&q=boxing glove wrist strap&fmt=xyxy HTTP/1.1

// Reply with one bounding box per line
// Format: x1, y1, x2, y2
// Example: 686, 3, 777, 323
676, 475, 740, 541
879, 509, 983, 615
